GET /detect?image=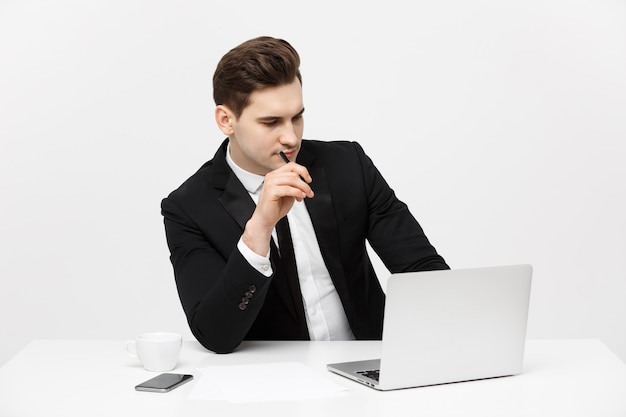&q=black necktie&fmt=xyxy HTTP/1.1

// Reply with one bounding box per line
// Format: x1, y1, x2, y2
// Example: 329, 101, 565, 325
275, 216, 309, 339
